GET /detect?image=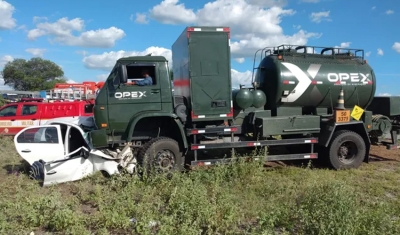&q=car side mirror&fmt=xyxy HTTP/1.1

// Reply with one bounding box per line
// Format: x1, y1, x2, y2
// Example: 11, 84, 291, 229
119, 65, 128, 84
